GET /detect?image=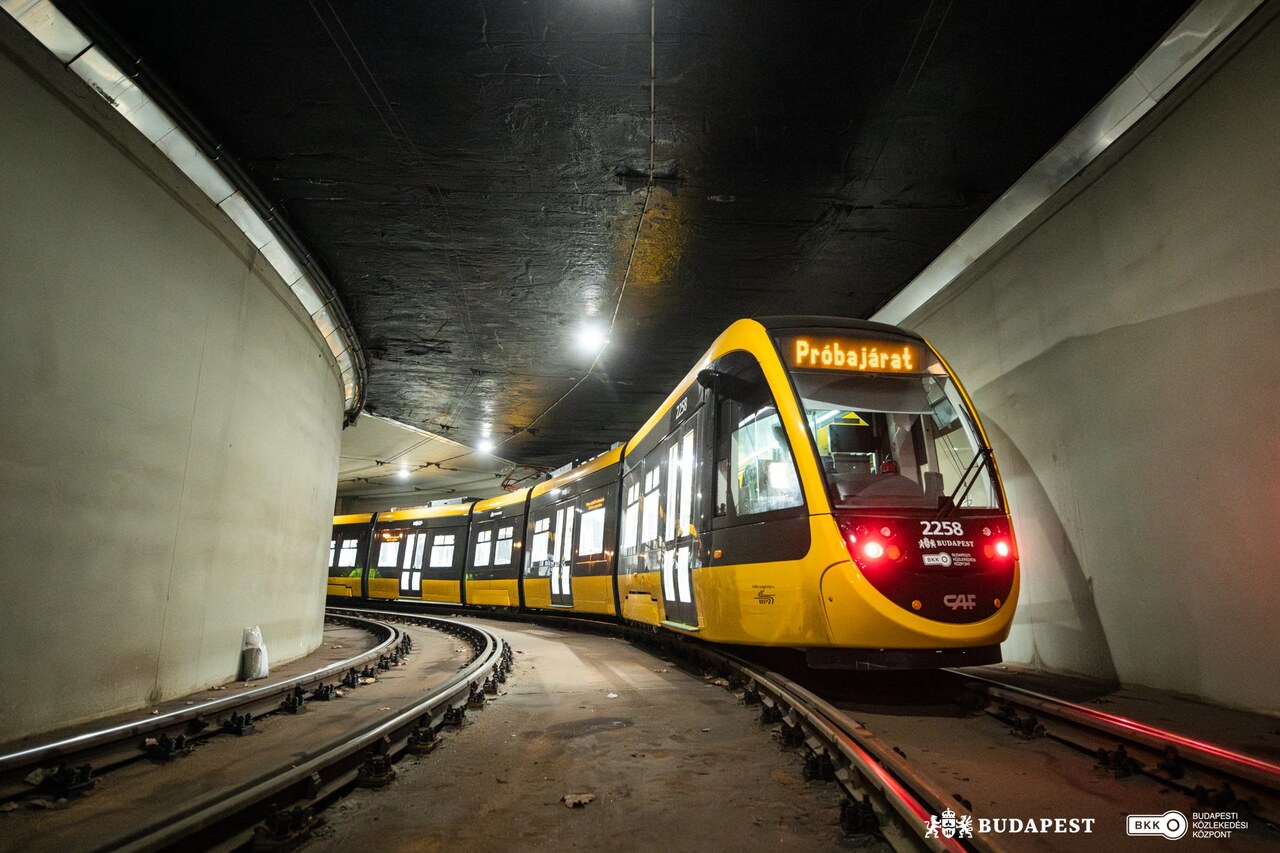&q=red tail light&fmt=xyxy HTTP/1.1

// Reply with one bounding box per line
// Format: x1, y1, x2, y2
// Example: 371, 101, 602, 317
842, 522, 903, 568
982, 534, 1014, 561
